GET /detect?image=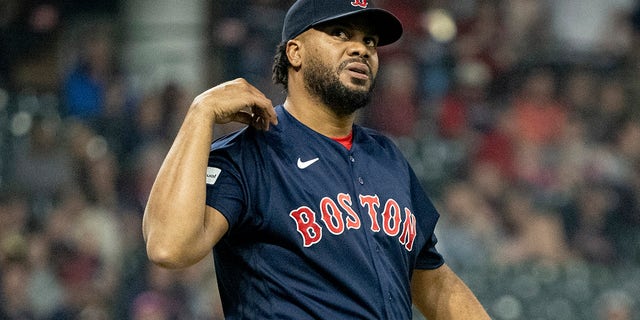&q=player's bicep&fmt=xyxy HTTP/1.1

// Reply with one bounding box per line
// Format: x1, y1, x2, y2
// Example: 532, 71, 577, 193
204, 205, 230, 247
412, 264, 491, 319
411, 264, 454, 315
